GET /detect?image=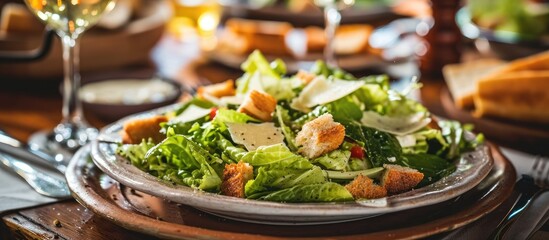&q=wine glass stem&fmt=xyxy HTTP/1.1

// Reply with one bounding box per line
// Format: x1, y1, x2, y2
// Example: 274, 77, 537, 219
323, 3, 341, 68
60, 35, 84, 126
